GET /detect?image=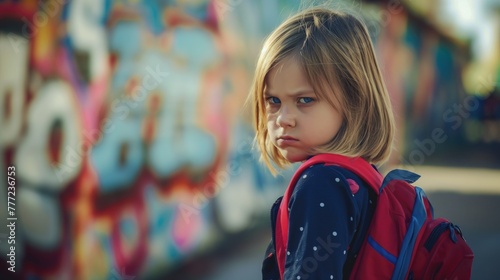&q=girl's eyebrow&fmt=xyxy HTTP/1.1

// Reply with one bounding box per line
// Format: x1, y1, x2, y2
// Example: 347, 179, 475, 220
264, 89, 315, 97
